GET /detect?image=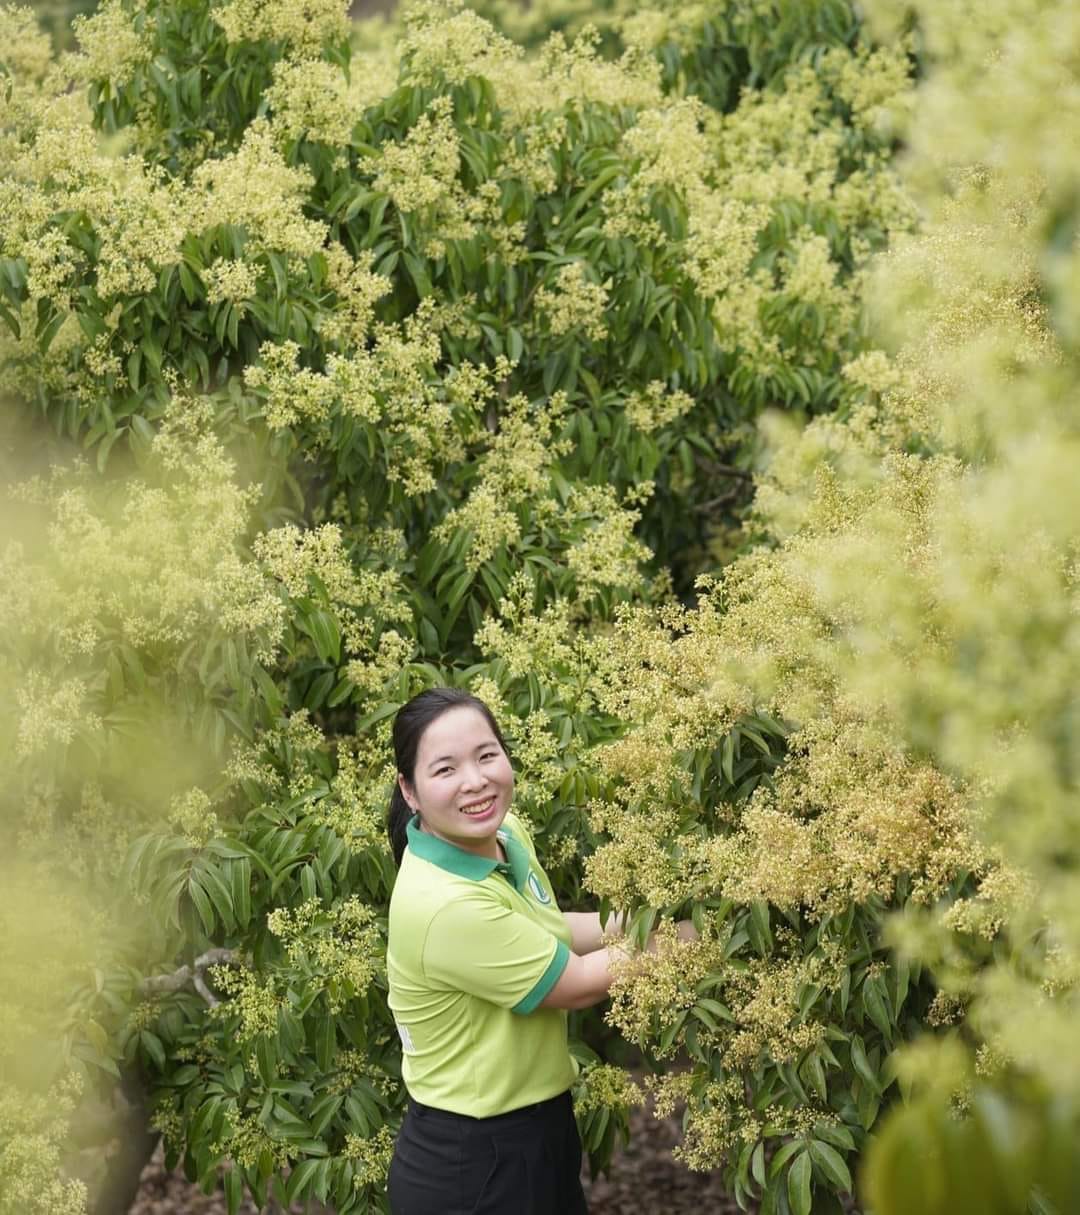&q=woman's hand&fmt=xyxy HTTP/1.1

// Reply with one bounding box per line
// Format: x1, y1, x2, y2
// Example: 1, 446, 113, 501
636, 918, 700, 956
